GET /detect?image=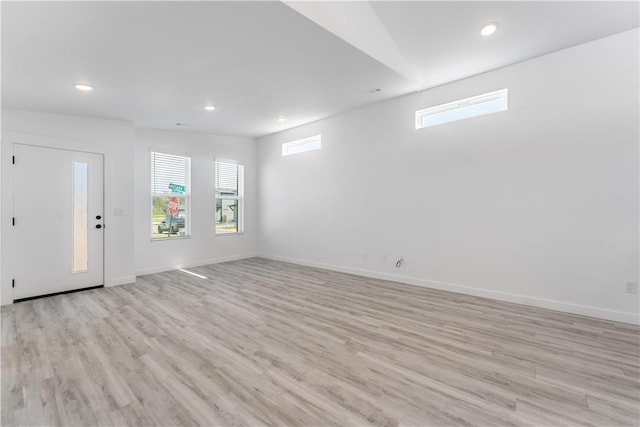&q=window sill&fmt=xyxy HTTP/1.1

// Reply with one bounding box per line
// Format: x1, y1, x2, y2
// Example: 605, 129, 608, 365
151, 235, 191, 242
215, 232, 244, 237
